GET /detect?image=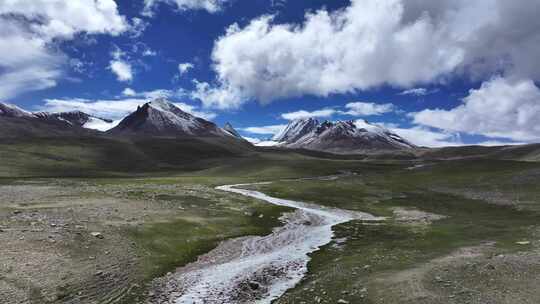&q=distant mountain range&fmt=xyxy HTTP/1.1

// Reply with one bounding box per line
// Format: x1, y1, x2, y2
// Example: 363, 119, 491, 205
0, 102, 105, 138
0, 99, 245, 141
0, 102, 113, 130
2, 99, 540, 162
266, 118, 415, 153
0, 99, 413, 154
